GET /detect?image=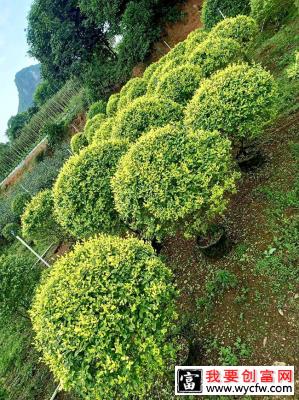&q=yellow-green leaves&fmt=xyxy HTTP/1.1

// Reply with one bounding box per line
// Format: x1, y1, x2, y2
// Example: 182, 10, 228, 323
117, 77, 147, 111
106, 93, 120, 116
30, 234, 177, 399
70, 132, 88, 154
156, 64, 202, 106
112, 125, 240, 240
188, 36, 244, 78
53, 139, 129, 239
185, 28, 208, 53
210, 15, 258, 46
84, 113, 106, 142
21, 189, 62, 243
185, 63, 278, 142
87, 100, 107, 119
113, 96, 183, 142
